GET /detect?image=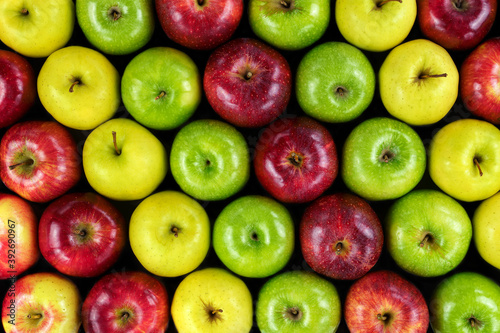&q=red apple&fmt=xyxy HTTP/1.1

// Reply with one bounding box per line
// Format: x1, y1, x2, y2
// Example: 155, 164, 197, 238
155, 0, 244, 50
0, 120, 82, 203
460, 37, 500, 124
0, 50, 36, 128
204, 38, 292, 128
417, 0, 497, 51
254, 116, 338, 203
82, 271, 169, 333
38, 192, 126, 278
299, 193, 383, 280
